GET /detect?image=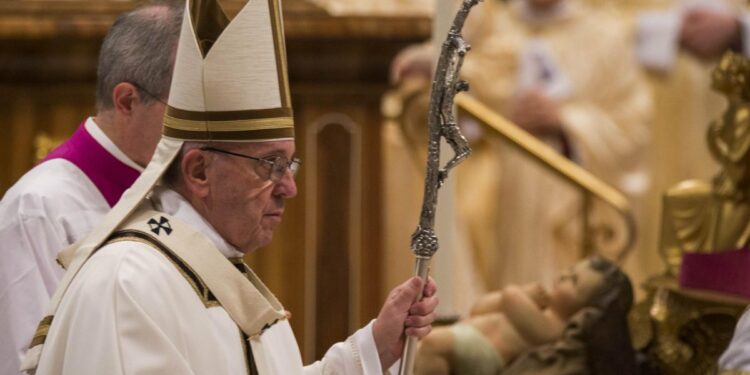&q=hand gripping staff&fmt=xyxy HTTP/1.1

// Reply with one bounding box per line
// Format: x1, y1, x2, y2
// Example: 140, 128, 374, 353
398, 1, 479, 374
